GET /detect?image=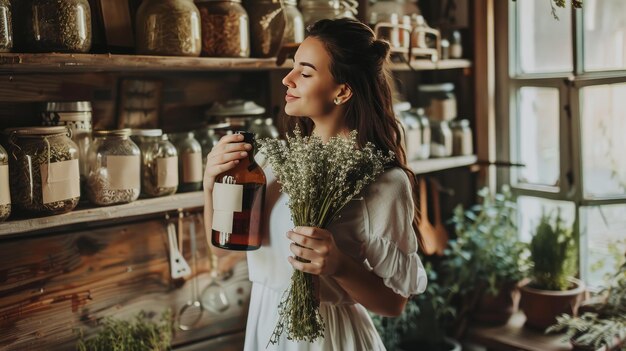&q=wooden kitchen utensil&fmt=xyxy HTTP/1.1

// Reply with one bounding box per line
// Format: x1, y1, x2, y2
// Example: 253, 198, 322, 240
417, 177, 439, 255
